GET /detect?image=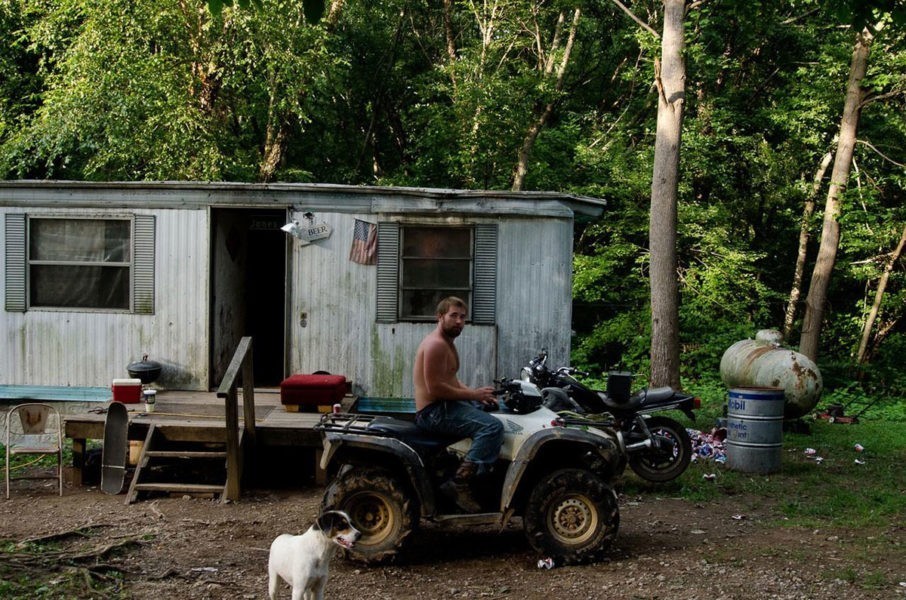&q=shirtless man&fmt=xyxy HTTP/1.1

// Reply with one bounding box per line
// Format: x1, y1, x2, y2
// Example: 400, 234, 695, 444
413, 296, 503, 512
